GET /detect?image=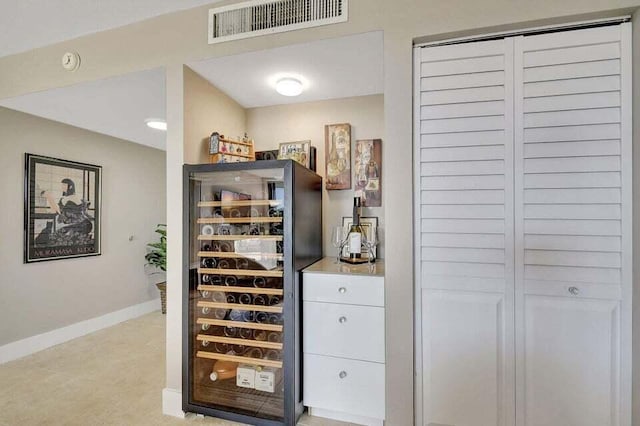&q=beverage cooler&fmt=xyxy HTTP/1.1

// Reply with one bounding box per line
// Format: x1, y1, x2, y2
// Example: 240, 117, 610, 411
182, 160, 322, 425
